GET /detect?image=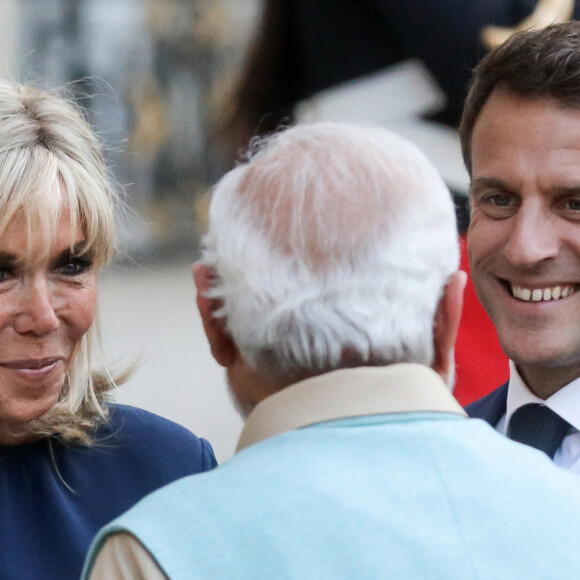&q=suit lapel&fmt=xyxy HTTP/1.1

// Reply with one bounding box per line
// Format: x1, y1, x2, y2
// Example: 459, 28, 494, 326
465, 382, 508, 427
